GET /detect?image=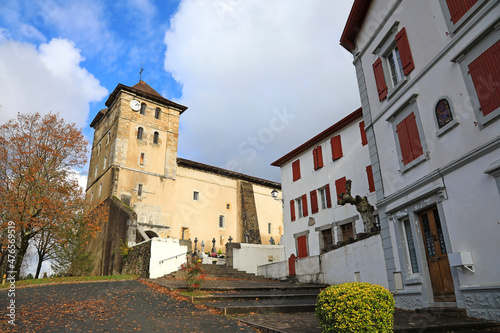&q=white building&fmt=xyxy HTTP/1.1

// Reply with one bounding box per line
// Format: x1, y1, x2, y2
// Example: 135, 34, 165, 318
270, 108, 388, 286
341, 0, 500, 320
